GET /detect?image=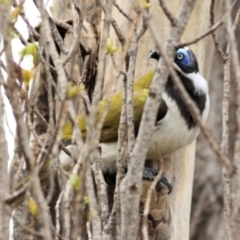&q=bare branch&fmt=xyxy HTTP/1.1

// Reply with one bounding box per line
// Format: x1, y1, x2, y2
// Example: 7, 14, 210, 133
126, 35, 137, 155
103, 77, 127, 238
142, 155, 164, 240
48, 16, 69, 55
91, 151, 109, 226
0, 90, 10, 239
221, 58, 231, 239
114, 2, 133, 23
178, 18, 223, 48
136, 18, 148, 41
224, 0, 240, 237
158, 0, 179, 26
210, 0, 227, 61
232, 7, 240, 32
86, 163, 102, 239
53, 18, 73, 33
63, 1, 83, 65
101, 1, 126, 47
